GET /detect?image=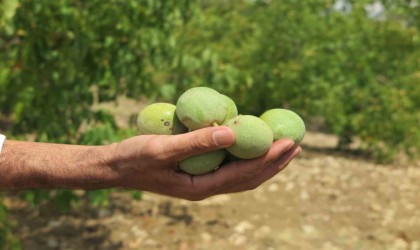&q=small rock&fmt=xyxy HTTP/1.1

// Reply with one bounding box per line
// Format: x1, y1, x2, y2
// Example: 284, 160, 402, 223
370, 203, 382, 212
234, 220, 255, 233
85, 219, 97, 227
381, 209, 396, 226
143, 239, 158, 247
179, 242, 190, 250
99, 208, 112, 218
392, 238, 408, 250
47, 237, 59, 248
251, 214, 262, 221
229, 233, 248, 246
300, 190, 309, 200
322, 241, 340, 250
197, 194, 231, 206
201, 232, 212, 242
285, 182, 295, 192
47, 220, 62, 228
267, 183, 279, 192
404, 202, 416, 211
73, 190, 85, 196
131, 225, 148, 240
254, 226, 271, 239
411, 241, 420, 250
302, 225, 316, 235
127, 239, 142, 249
